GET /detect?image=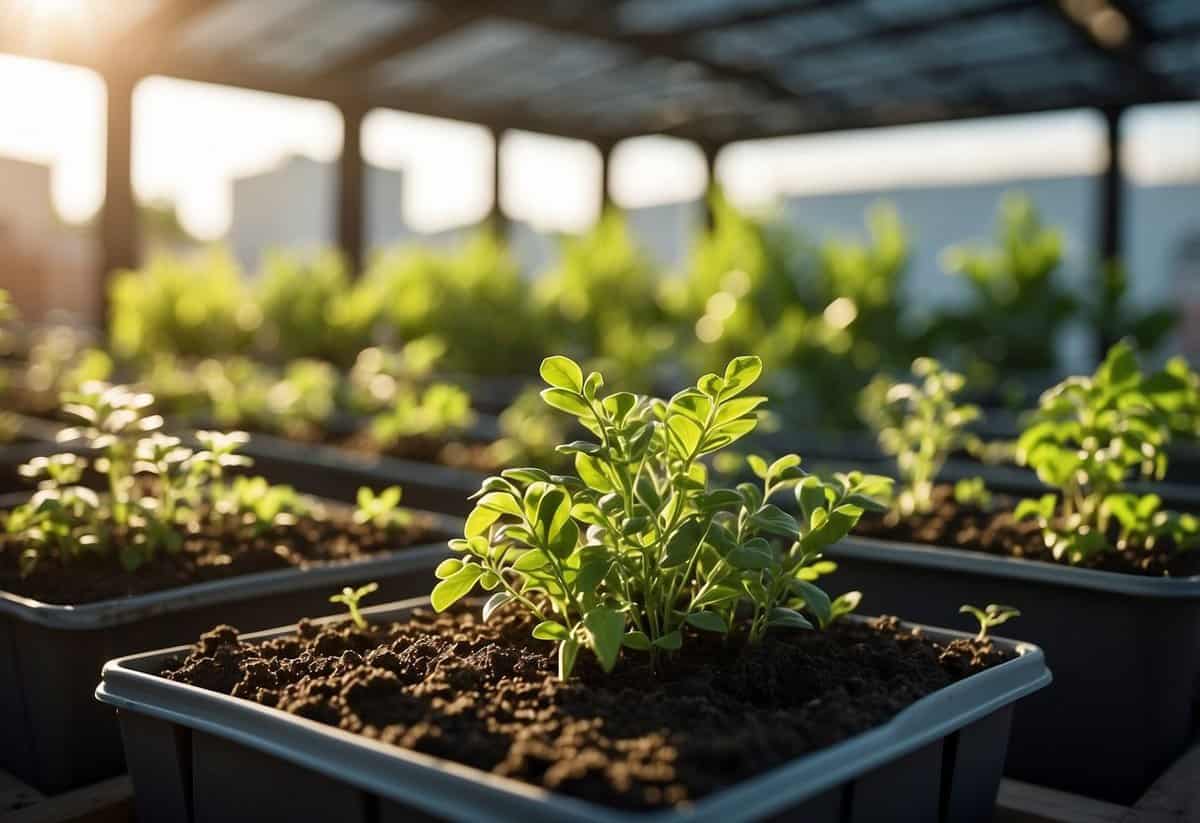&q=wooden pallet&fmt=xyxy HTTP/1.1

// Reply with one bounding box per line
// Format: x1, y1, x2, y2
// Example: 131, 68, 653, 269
1, 740, 1196, 822
996, 741, 1200, 823
0, 775, 131, 823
